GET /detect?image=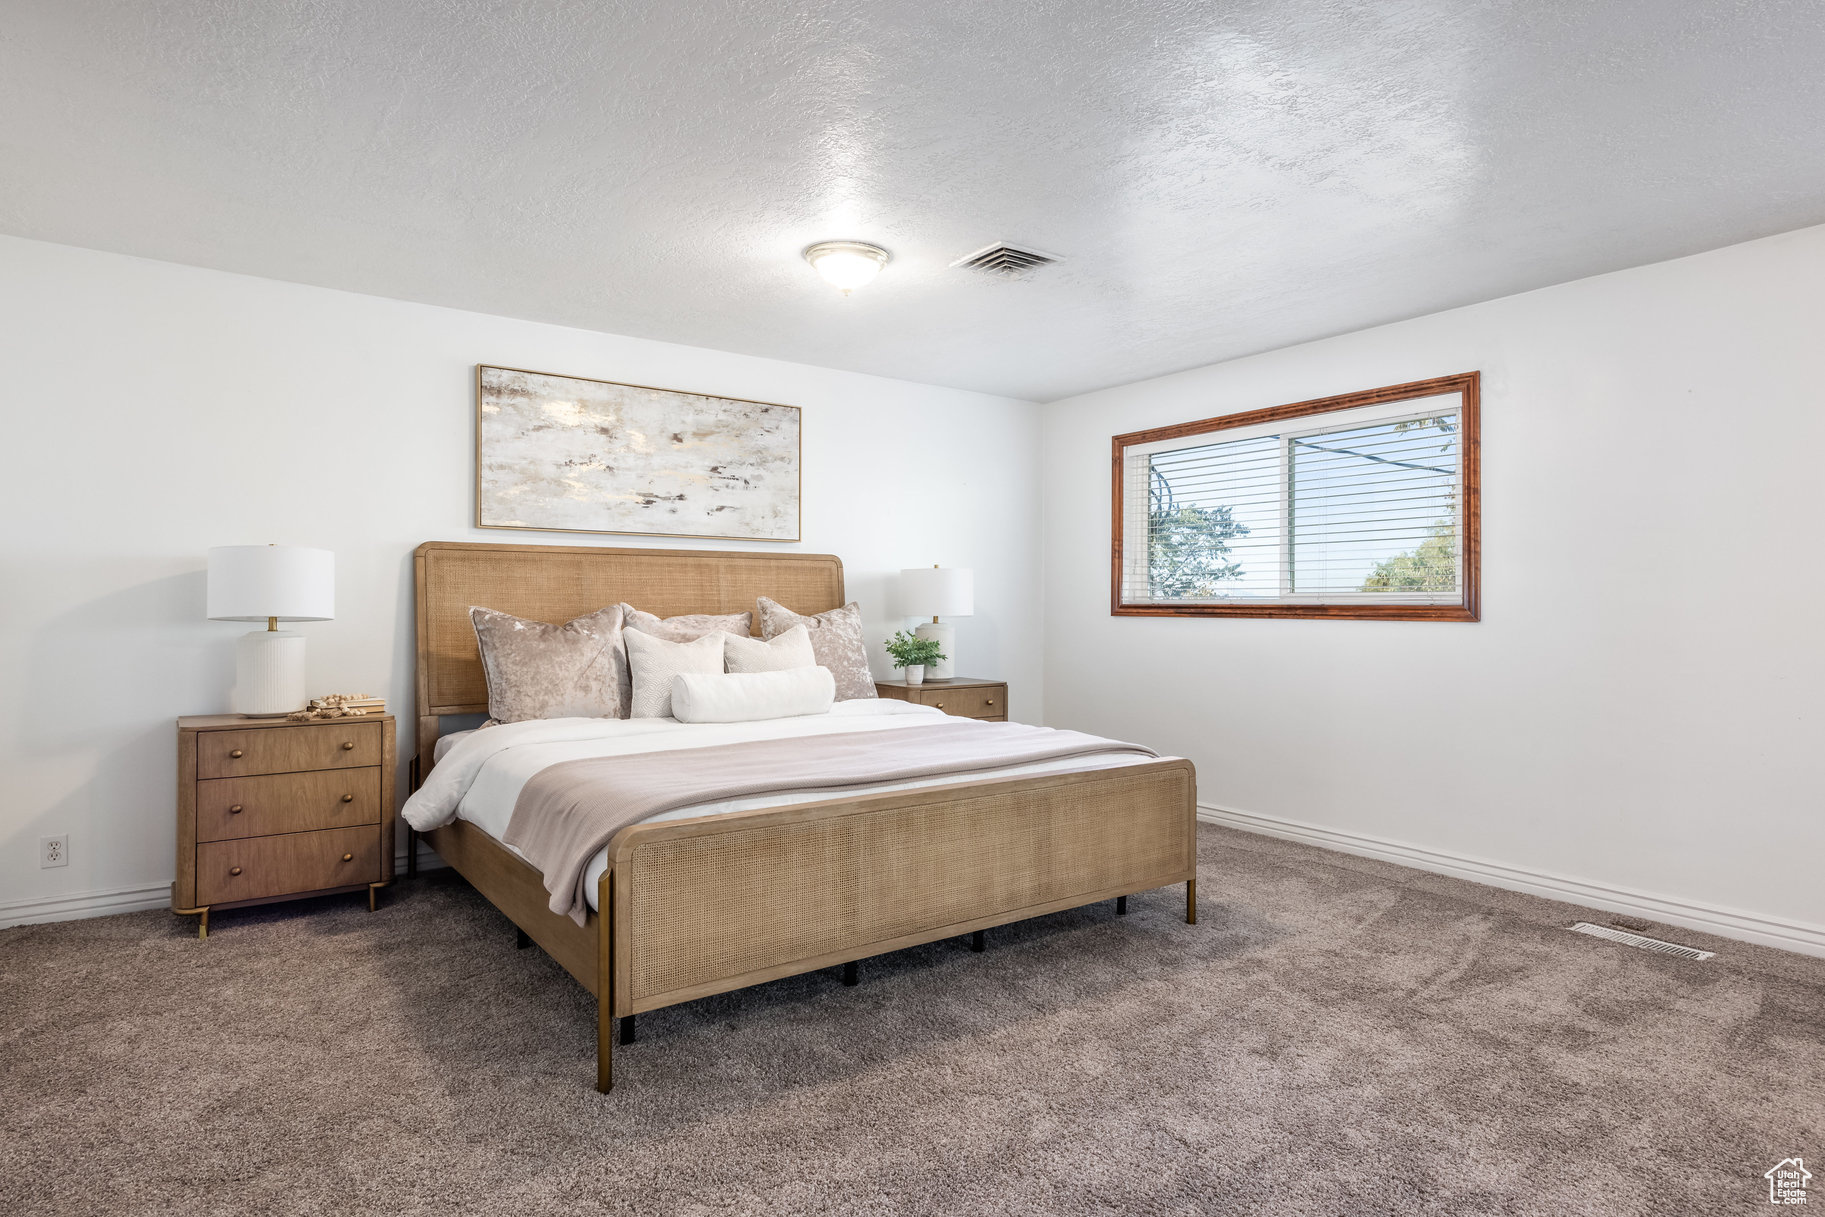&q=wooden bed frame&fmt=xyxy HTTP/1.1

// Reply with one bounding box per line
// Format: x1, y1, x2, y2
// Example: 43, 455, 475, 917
408, 540, 1197, 1092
